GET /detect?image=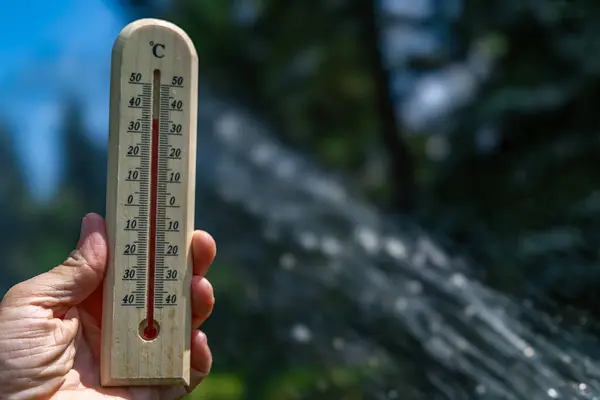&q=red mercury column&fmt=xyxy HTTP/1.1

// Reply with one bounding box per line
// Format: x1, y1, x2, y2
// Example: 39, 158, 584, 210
143, 69, 161, 340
